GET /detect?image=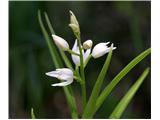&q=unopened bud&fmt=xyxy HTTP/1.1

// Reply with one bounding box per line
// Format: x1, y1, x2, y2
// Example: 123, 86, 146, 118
69, 10, 79, 27
83, 40, 93, 49
69, 10, 80, 38
52, 34, 69, 51
69, 24, 80, 34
